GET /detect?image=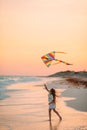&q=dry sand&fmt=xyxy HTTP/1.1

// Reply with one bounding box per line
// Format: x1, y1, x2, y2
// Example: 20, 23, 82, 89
0, 78, 87, 130
66, 77, 87, 88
